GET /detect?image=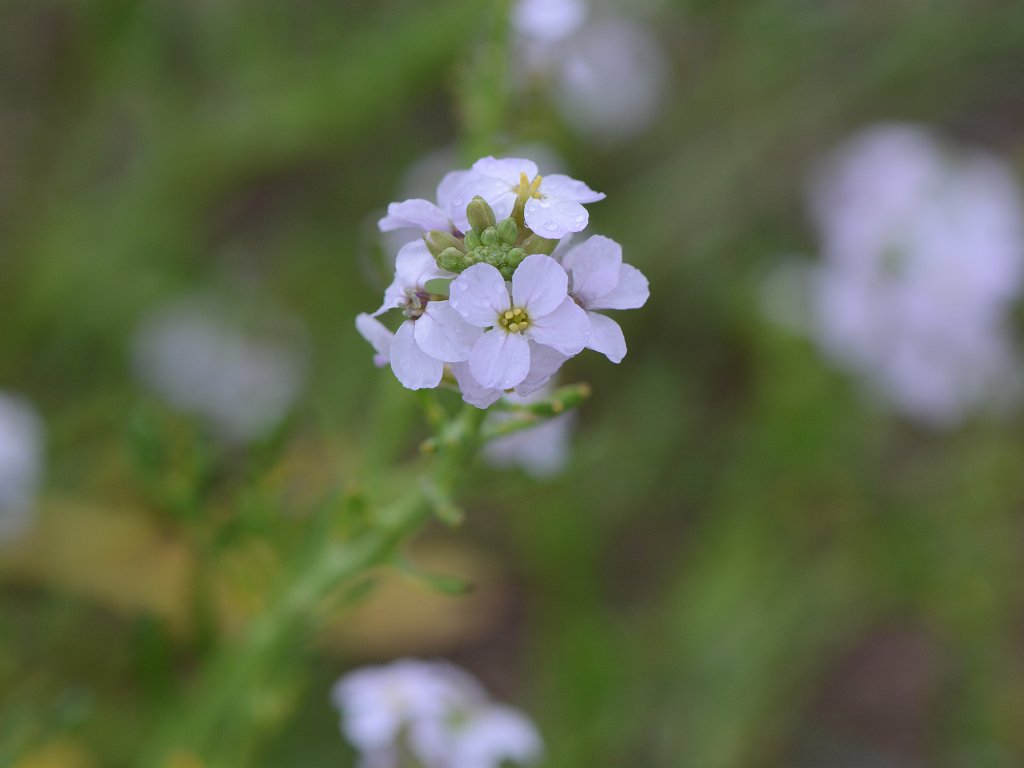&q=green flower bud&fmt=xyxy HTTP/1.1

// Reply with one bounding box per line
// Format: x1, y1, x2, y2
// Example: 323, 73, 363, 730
496, 218, 518, 245
464, 230, 482, 250
438, 247, 472, 273
521, 234, 558, 255
480, 227, 500, 246
423, 230, 464, 259
466, 196, 496, 232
